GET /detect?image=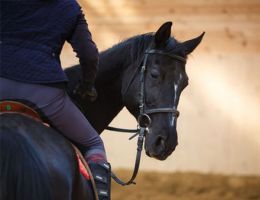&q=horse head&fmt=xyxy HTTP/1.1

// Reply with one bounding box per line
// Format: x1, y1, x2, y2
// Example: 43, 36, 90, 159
123, 22, 204, 160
